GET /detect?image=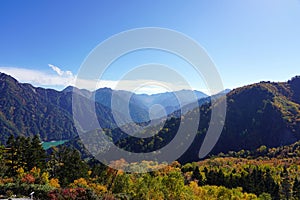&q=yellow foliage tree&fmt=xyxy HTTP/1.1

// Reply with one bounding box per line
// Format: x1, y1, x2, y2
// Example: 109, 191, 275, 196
71, 177, 107, 195
49, 178, 60, 188
89, 183, 107, 195
40, 172, 49, 184
71, 177, 88, 188
16, 167, 25, 179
